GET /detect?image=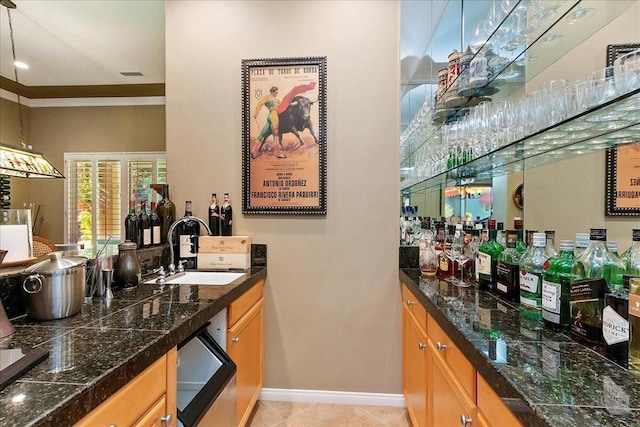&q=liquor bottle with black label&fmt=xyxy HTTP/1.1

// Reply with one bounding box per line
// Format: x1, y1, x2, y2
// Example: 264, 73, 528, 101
542, 240, 575, 331
570, 228, 626, 344
139, 200, 151, 248
519, 232, 548, 321
496, 230, 521, 301
150, 201, 161, 246
176, 201, 200, 269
